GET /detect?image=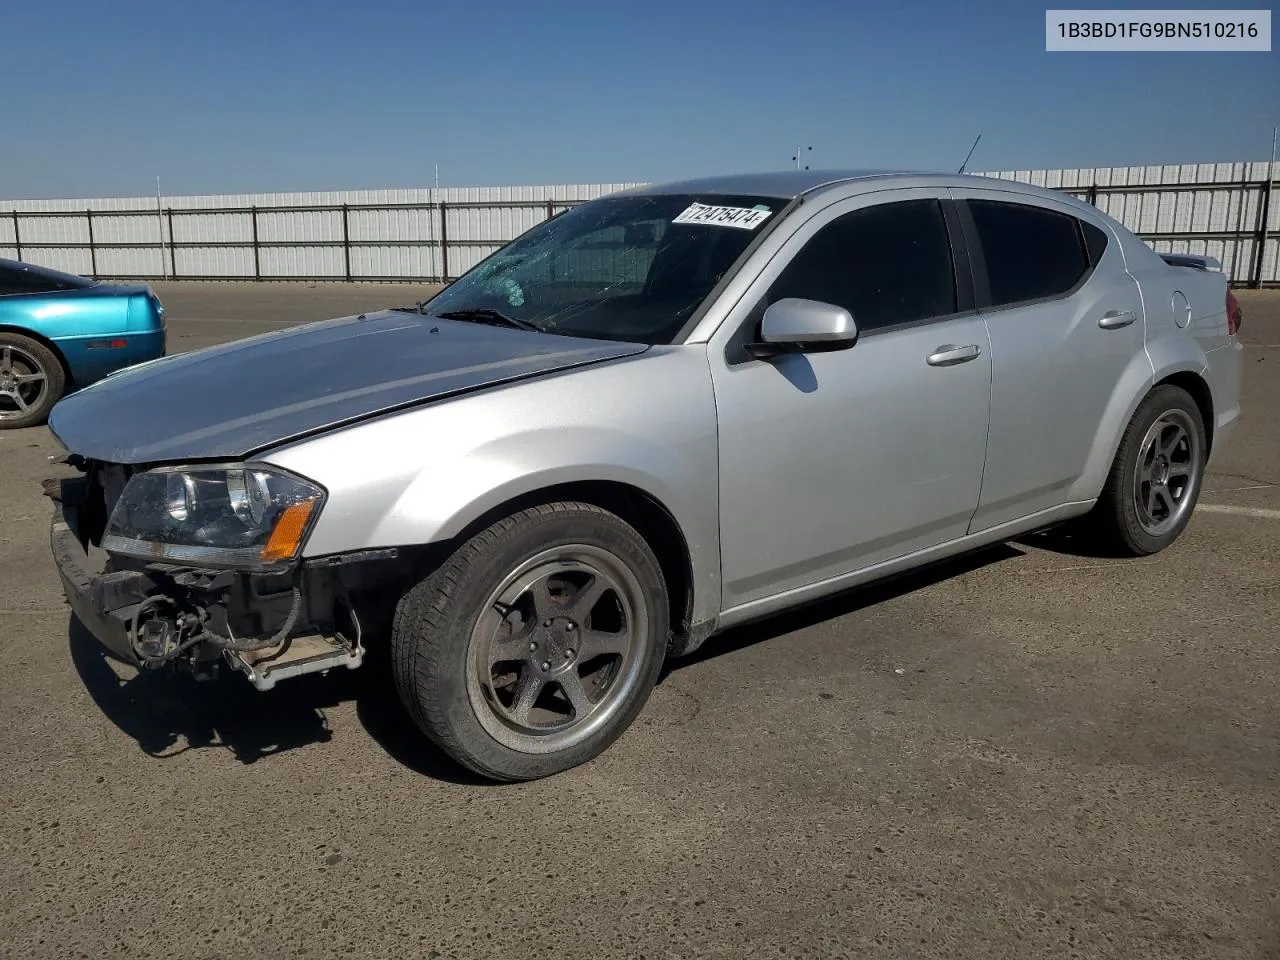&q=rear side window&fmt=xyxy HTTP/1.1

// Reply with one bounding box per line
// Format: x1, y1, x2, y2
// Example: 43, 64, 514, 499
966, 200, 1093, 307
0, 265, 48, 296
0, 262, 95, 296
766, 199, 957, 331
